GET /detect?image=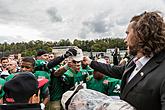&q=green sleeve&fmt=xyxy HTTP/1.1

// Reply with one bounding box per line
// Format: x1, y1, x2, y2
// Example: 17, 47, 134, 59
85, 65, 94, 75
0, 78, 6, 99
63, 70, 74, 85
107, 78, 121, 96
5, 74, 15, 81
